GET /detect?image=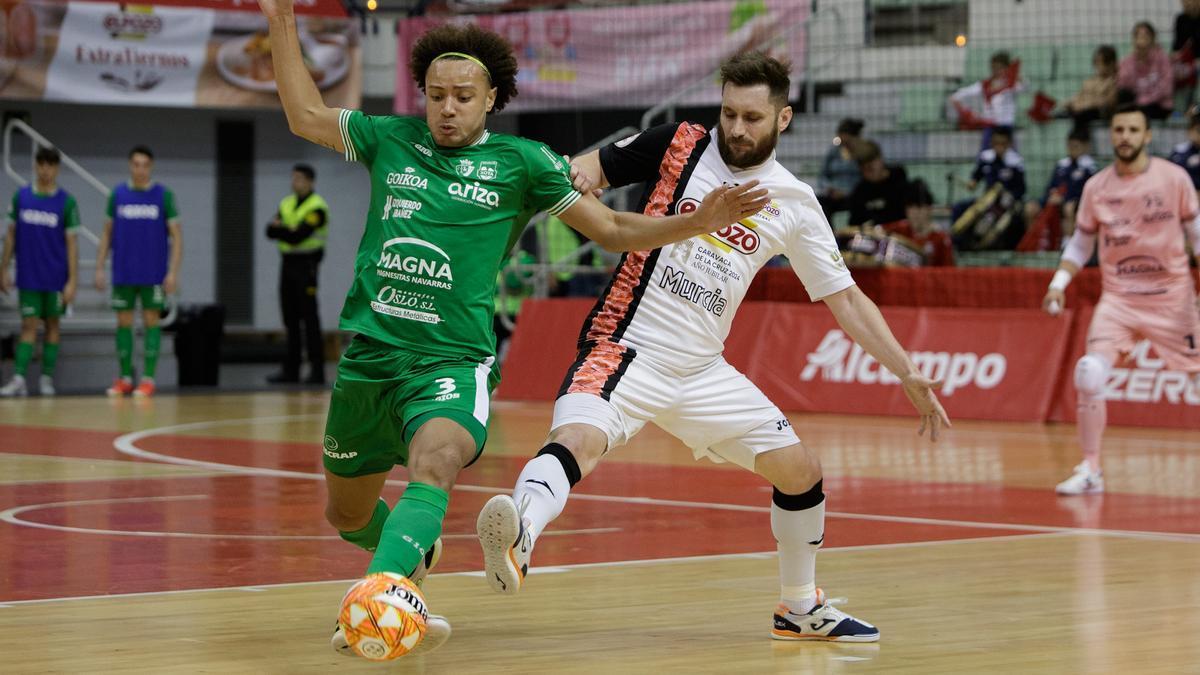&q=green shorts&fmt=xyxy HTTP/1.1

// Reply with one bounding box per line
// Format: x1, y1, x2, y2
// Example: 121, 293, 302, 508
112, 284, 165, 311
19, 289, 65, 319
322, 335, 500, 478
